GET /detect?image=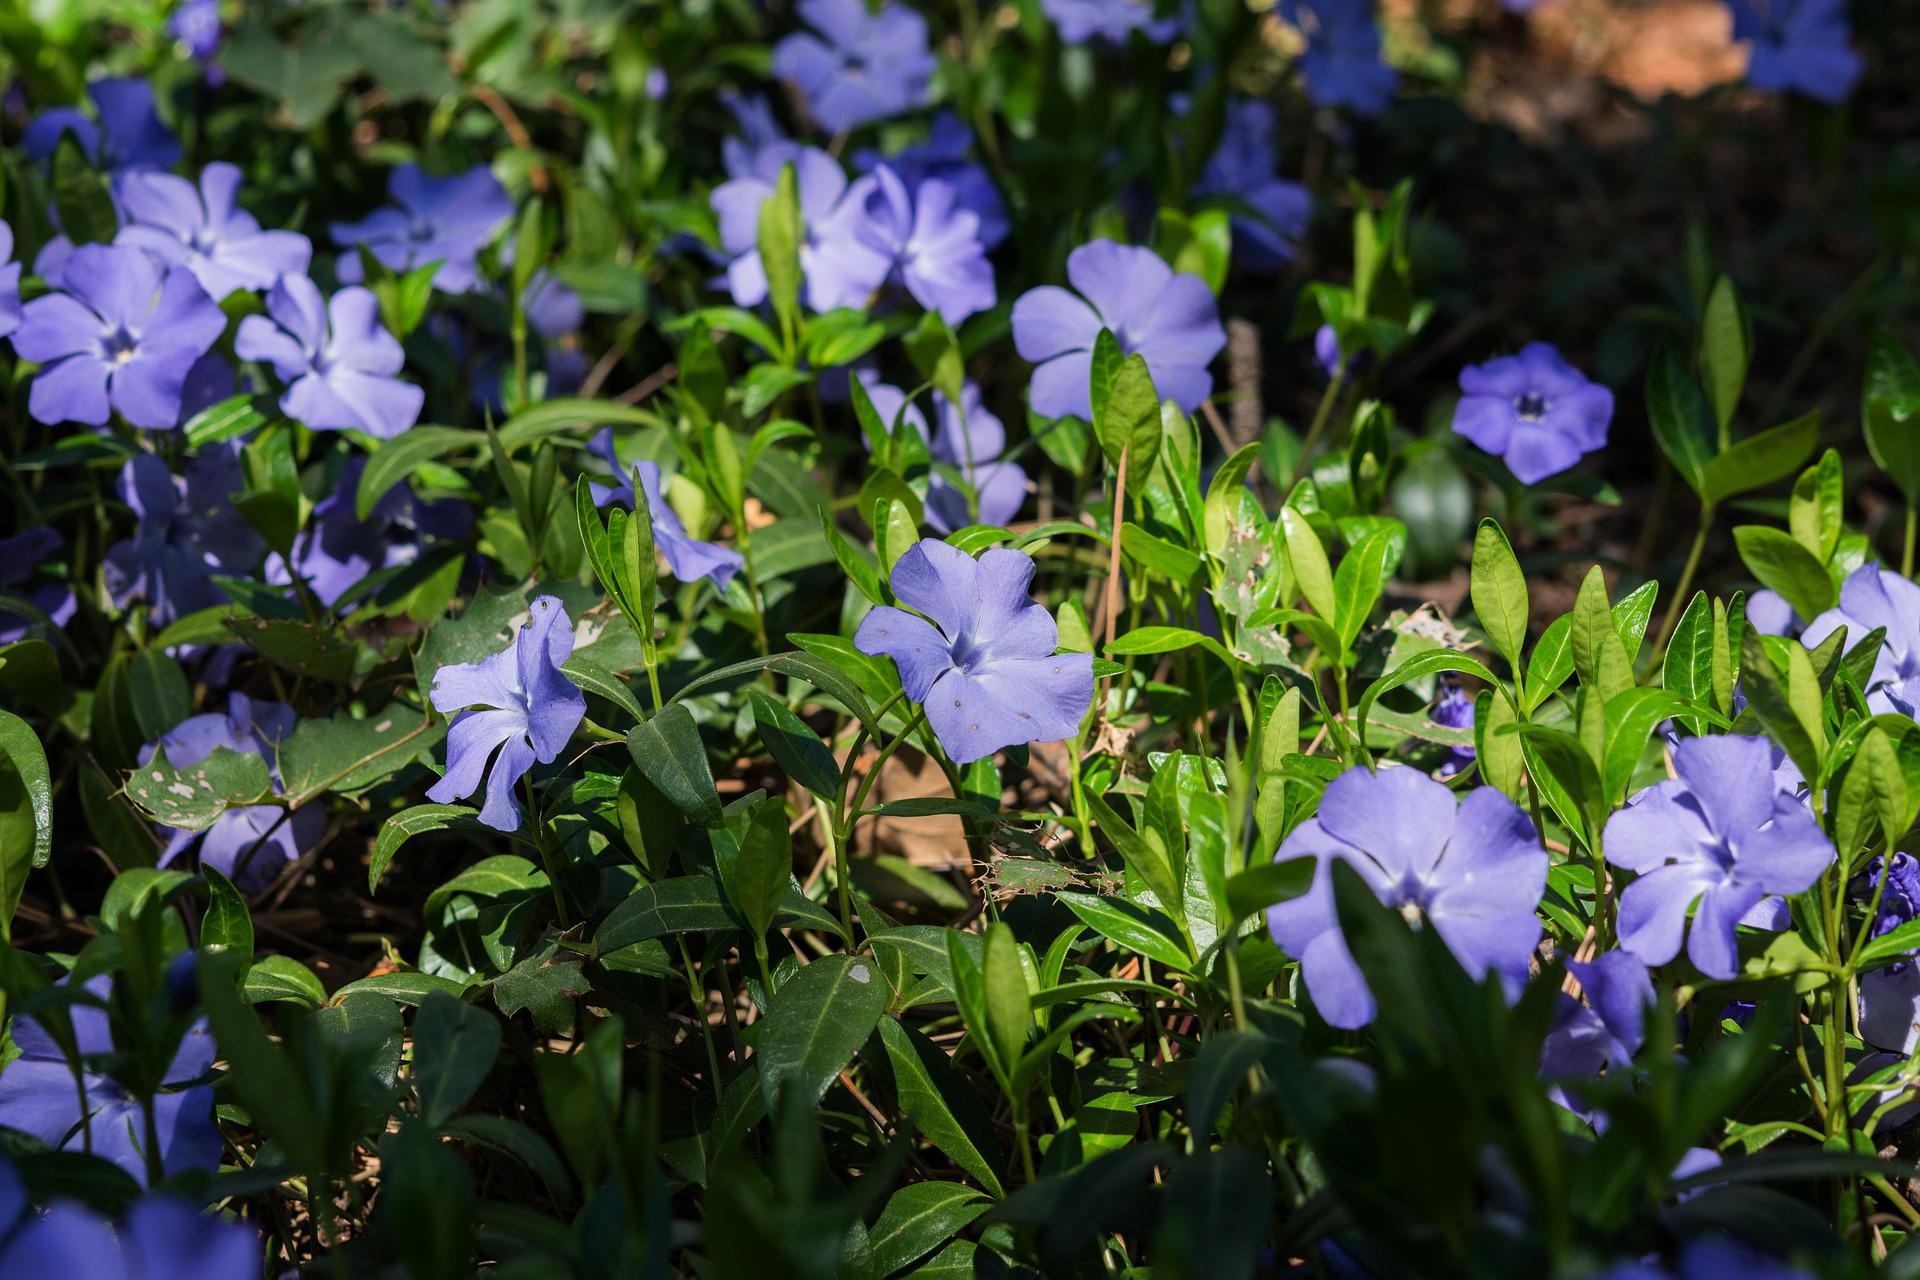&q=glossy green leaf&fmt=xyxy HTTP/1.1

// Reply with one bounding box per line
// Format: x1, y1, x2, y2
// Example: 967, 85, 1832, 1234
758, 953, 890, 1112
